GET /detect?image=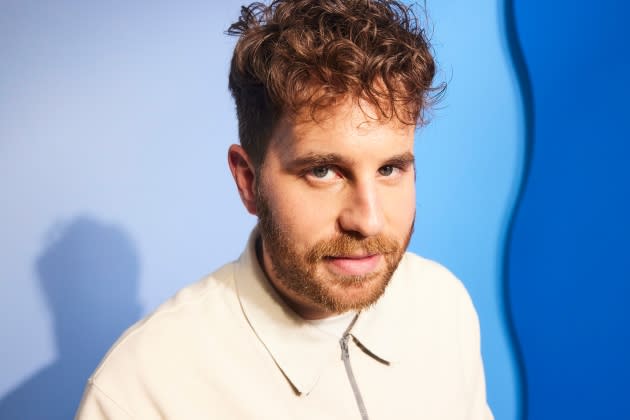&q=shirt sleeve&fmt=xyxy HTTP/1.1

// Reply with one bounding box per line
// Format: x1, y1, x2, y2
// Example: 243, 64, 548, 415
75, 381, 133, 420
467, 351, 495, 420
